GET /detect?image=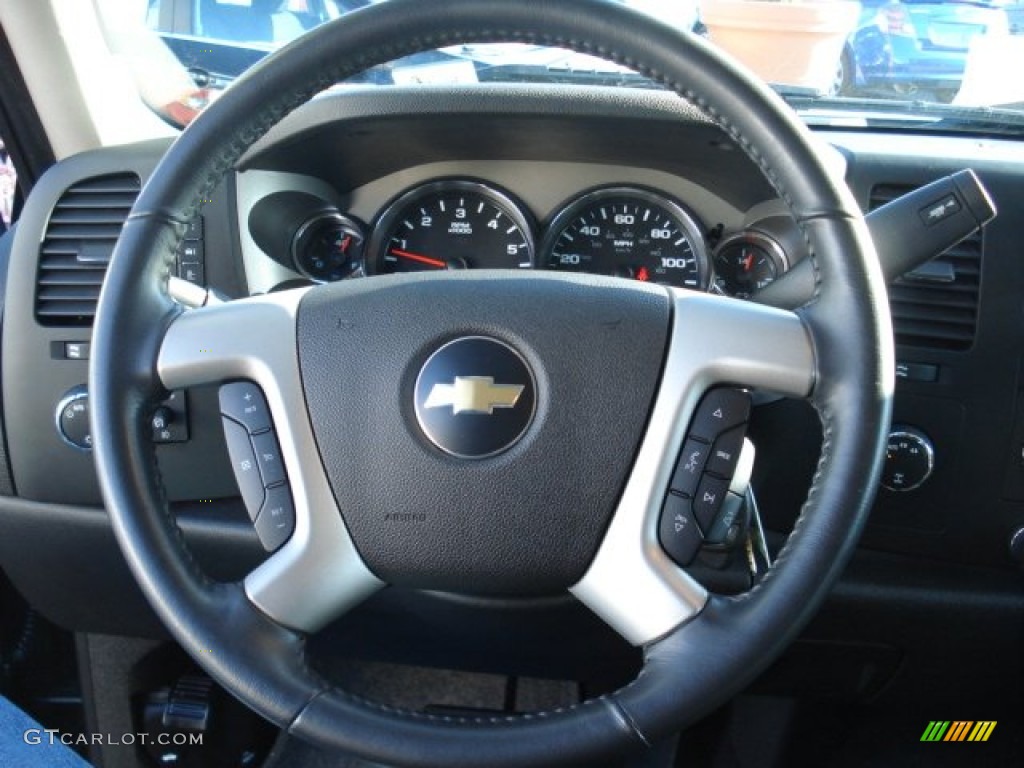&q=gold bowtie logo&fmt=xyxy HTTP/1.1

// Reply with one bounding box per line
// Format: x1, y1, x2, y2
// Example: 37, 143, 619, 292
424, 376, 525, 415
